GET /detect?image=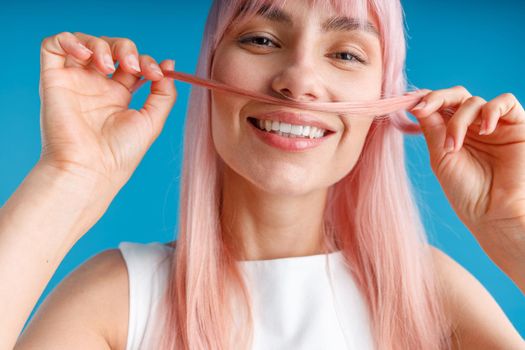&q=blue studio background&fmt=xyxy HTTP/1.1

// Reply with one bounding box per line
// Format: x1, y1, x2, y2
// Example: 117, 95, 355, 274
1, 0, 524, 336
